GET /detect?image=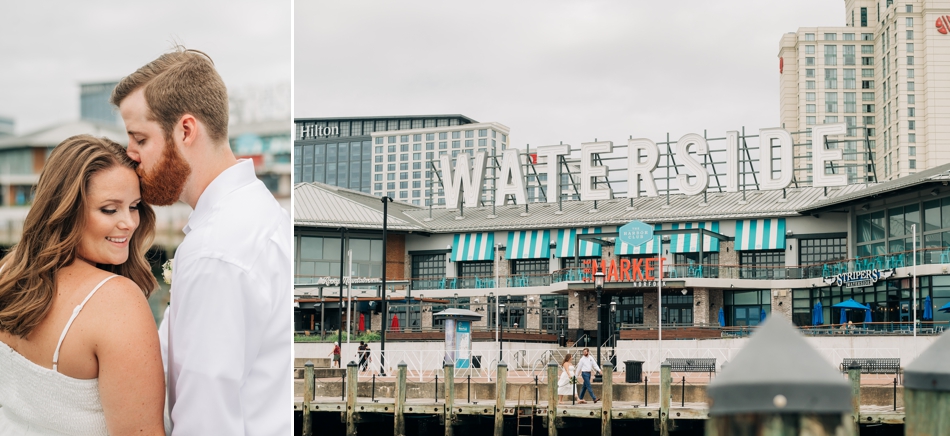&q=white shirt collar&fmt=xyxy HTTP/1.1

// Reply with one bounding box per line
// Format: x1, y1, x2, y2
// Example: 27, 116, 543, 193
183, 159, 257, 235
